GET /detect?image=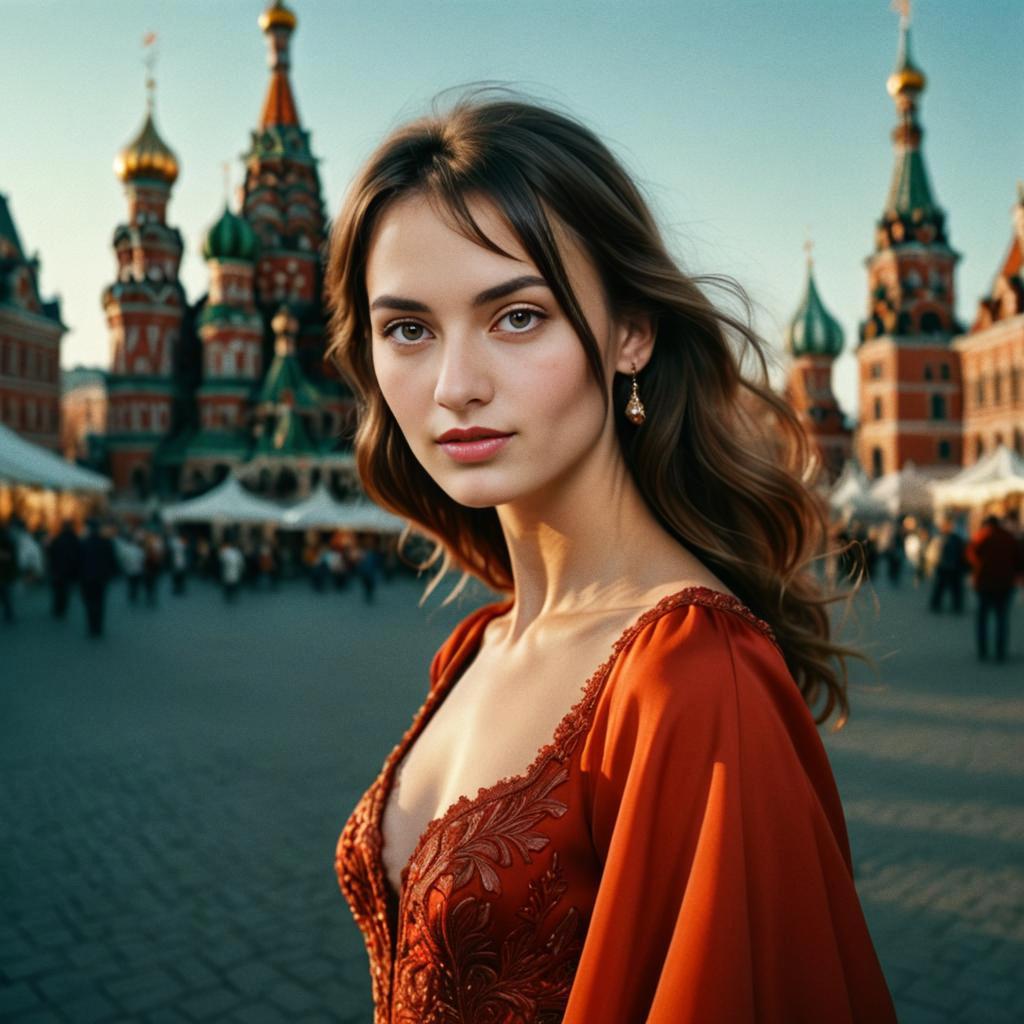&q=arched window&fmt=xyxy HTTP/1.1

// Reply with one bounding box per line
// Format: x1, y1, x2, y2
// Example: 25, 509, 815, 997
871, 447, 884, 479
923, 364, 933, 380
930, 394, 946, 420
976, 437, 985, 459
937, 439, 951, 461
873, 397, 883, 420
940, 362, 950, 381
919, 311, 942, 334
